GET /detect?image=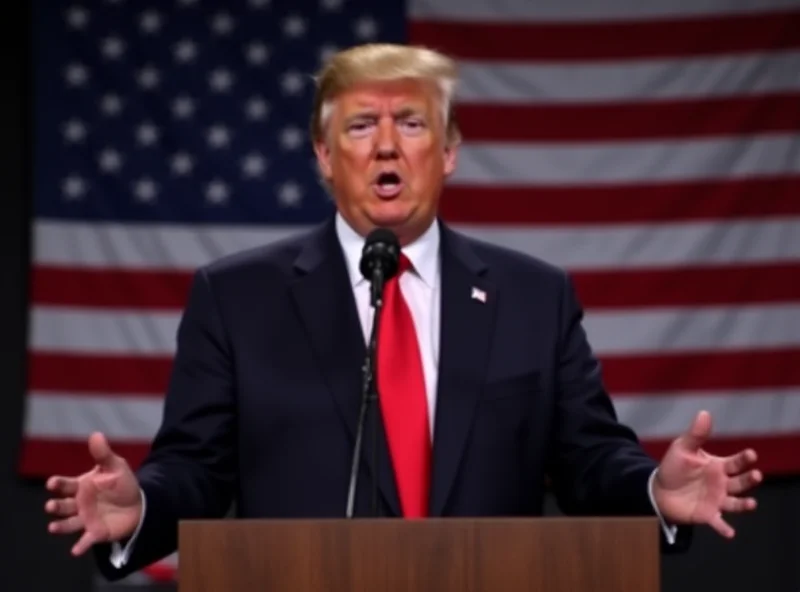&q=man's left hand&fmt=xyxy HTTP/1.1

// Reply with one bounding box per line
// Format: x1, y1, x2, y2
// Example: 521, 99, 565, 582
652, 410, 762, 539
